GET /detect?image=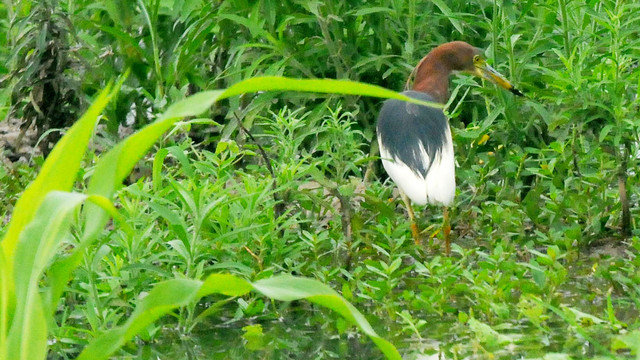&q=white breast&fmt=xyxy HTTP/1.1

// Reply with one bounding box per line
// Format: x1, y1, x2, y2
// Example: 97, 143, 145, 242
378, 127, 456, 206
